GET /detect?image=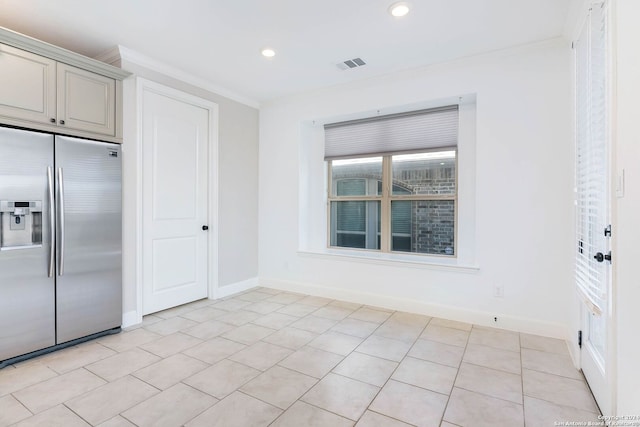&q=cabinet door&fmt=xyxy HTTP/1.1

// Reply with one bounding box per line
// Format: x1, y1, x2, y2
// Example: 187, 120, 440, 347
0, 44, 57, 125
57, 63, 115, 136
